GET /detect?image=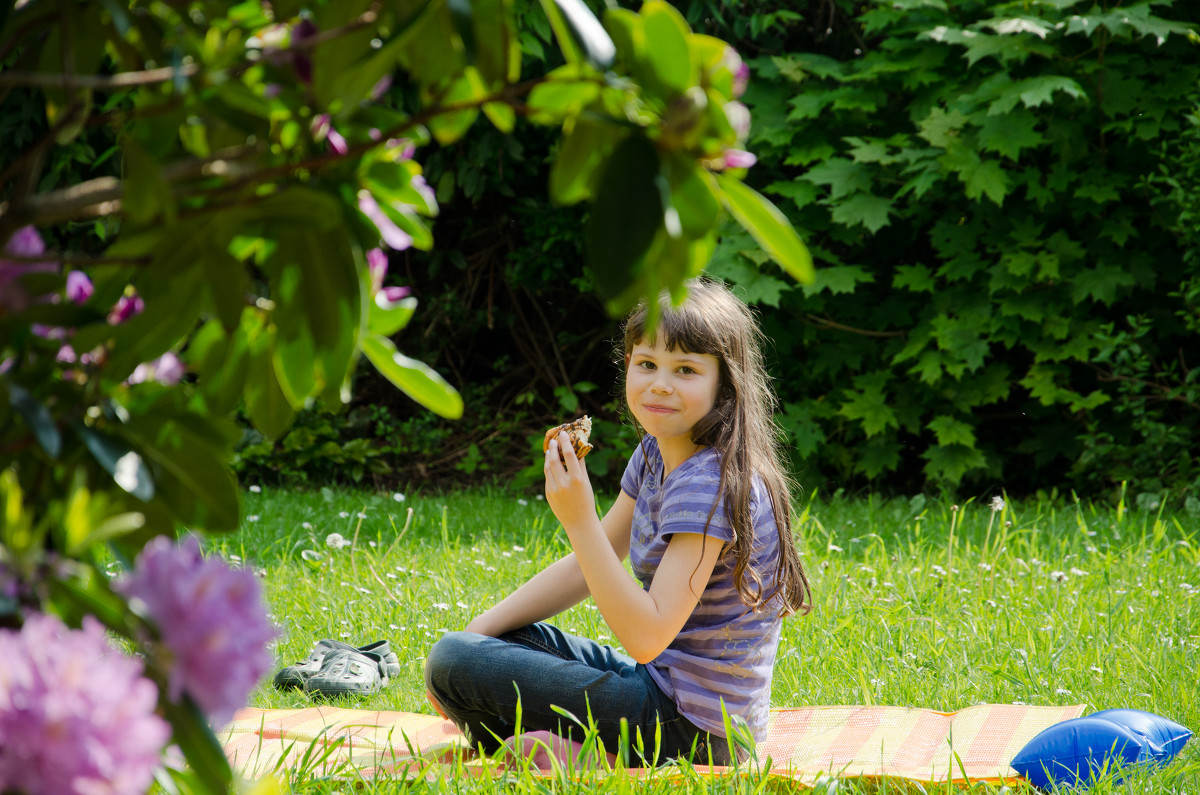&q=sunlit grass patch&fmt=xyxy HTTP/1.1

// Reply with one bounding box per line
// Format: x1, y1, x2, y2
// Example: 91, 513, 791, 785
211, 486, 1199, 793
